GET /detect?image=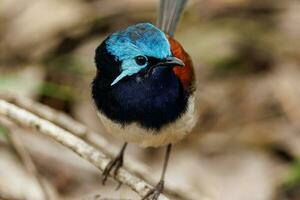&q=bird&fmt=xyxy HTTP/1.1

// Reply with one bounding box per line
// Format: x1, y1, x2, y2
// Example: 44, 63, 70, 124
91, 0, 197, 199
